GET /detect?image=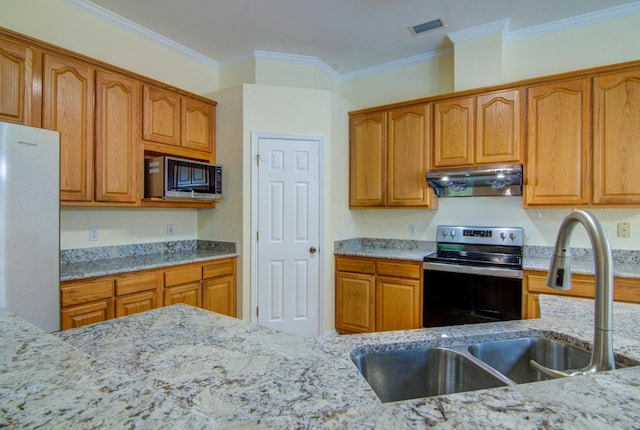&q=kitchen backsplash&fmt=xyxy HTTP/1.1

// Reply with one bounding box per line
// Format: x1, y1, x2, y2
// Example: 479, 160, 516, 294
60, 240, 238, 264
